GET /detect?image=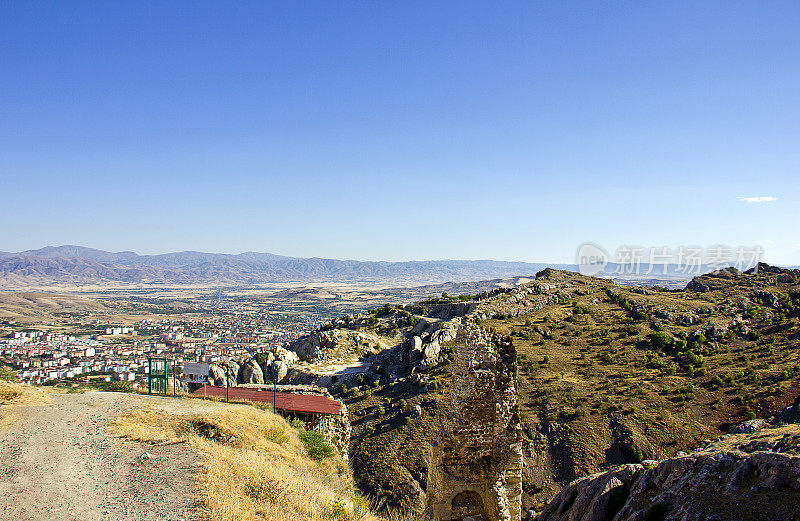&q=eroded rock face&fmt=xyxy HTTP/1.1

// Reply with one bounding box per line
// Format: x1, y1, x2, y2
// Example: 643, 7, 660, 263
271, 360, 289, 383
240, 358, 264, 384
287, 329, 383, 363
535, 450, 800, 521
425, 323, 523, 521
223, 360, 240, 386
208, 364, 226, 386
